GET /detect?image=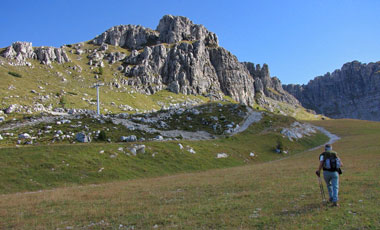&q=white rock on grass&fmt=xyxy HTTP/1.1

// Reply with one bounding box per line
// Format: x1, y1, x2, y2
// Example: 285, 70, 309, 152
135, 145, 145, 154
99, 150, 104, 154
155, 135, 164, 141
216, 153, 228, 158
0, 134, 3, 140
120, 135, 137, 142
178, 143, 184, 149
187, 147, 196, 154
0, 116, 5, 122
98, 167, 104, 173
18, 133, 31, 139
118, 147, 124, 152
250, 152, 255, 157
128, 147, 137, 156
